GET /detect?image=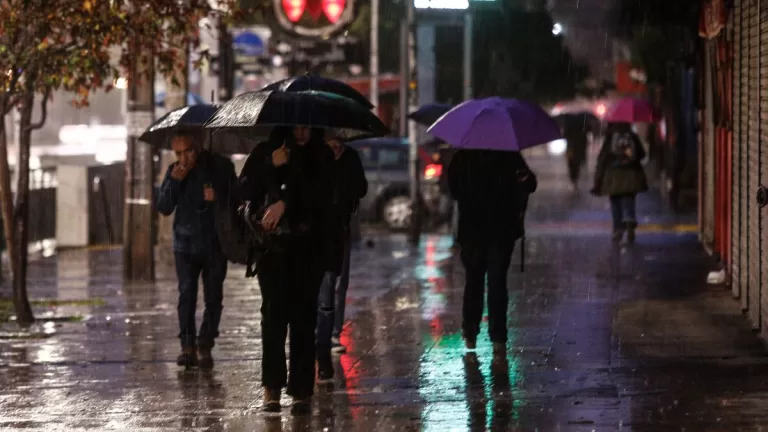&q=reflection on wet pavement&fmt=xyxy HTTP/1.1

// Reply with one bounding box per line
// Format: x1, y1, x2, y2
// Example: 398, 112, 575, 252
1, 154, 768, 430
